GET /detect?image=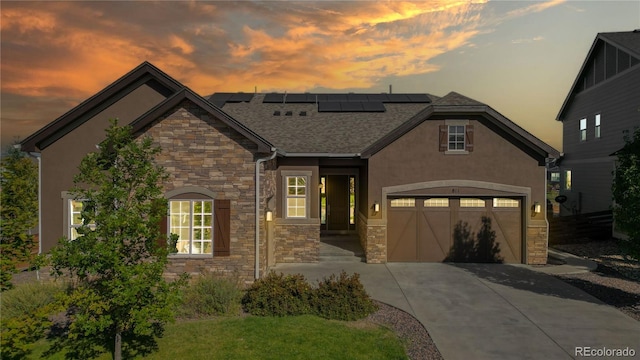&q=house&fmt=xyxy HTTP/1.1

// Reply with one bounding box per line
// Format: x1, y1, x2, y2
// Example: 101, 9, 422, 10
22, 62, 557, 282
556, 30, 640, 224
